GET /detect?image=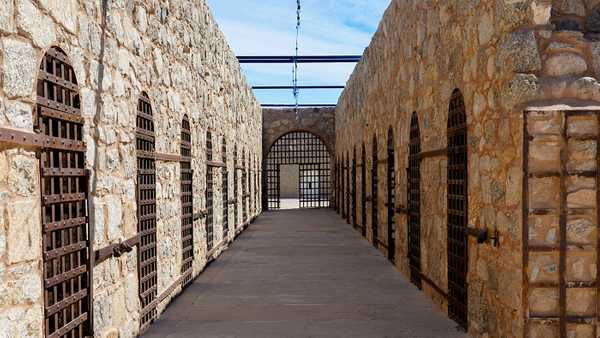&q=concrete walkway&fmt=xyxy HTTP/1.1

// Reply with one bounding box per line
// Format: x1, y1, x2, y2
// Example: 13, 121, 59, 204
144, 209, 466, 338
